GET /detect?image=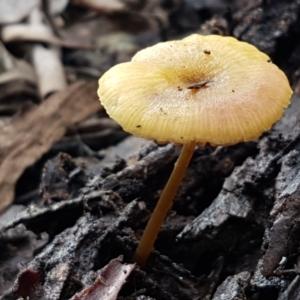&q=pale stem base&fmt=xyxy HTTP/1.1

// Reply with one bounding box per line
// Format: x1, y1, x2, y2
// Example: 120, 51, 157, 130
134, 141, 197, 267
